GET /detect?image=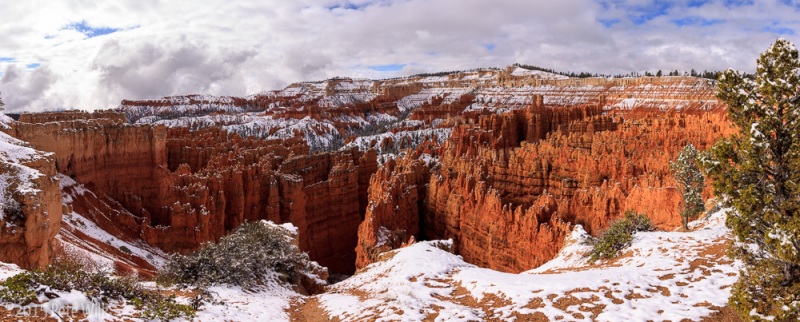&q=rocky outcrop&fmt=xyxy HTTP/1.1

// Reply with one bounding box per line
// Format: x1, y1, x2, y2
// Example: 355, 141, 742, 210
9, 113, 170, 221
0, 157, 61, 269
9, 112, 378, 274
18, 110, 126, 124
137, 126, 377, 274
0, 129, 62, 269
4, 72, 734, 277
421, 108, 735, 272
355, 156, 429, 270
